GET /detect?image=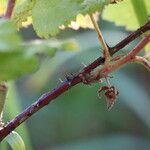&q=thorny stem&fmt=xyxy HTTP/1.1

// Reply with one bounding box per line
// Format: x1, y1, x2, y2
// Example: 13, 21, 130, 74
0, 19, 150, 143
79, 21, 150, 76
4, 0, 16, 18
111, 21, 150, 55
89, 14, 111, 62
91, 35, 150, 79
